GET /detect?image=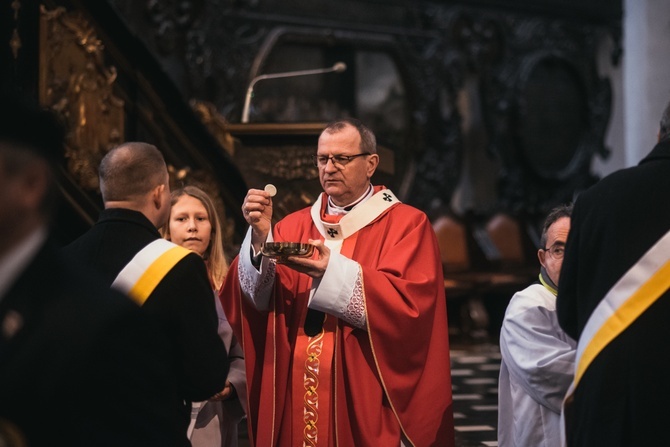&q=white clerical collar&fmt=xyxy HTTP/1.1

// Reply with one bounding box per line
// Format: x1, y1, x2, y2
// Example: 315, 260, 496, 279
312, 188, 400, 241
0, 226, 48, 303
327, 183, 373, 215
